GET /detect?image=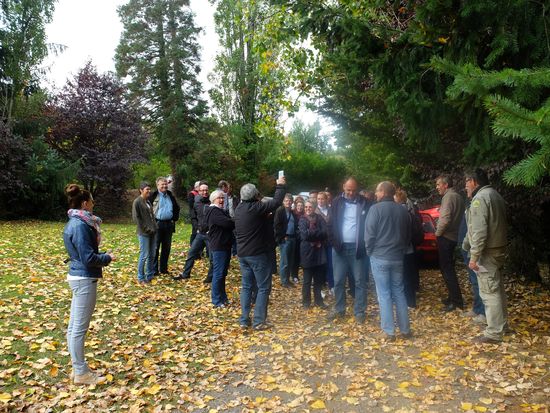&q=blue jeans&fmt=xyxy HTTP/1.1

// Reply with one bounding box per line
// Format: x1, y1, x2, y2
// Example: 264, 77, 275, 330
332, 244, 367, 317
461, 248, 485, 315
239, 254, 271, 327
370, 257, 410, 336
278, 237, 296, 285
181, 233, 213, 279
211, 250, 231, 306
67, 279, 98, 375
138, 234, 156, 282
